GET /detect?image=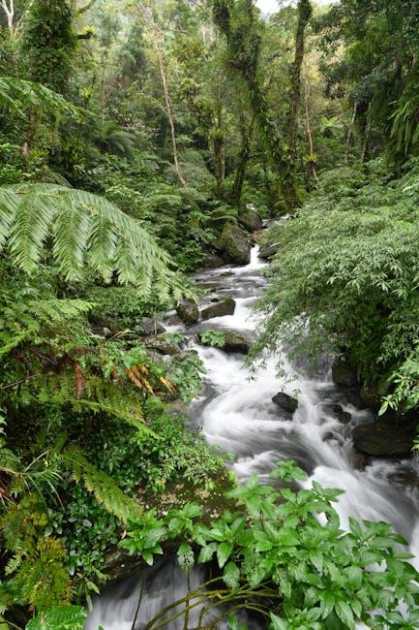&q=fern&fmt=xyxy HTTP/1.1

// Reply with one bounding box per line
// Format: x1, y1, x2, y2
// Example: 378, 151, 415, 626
26, 605, 87, 630
0, 183, 188, 299
63, 446, 143, 524
0, 76, 79, 119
